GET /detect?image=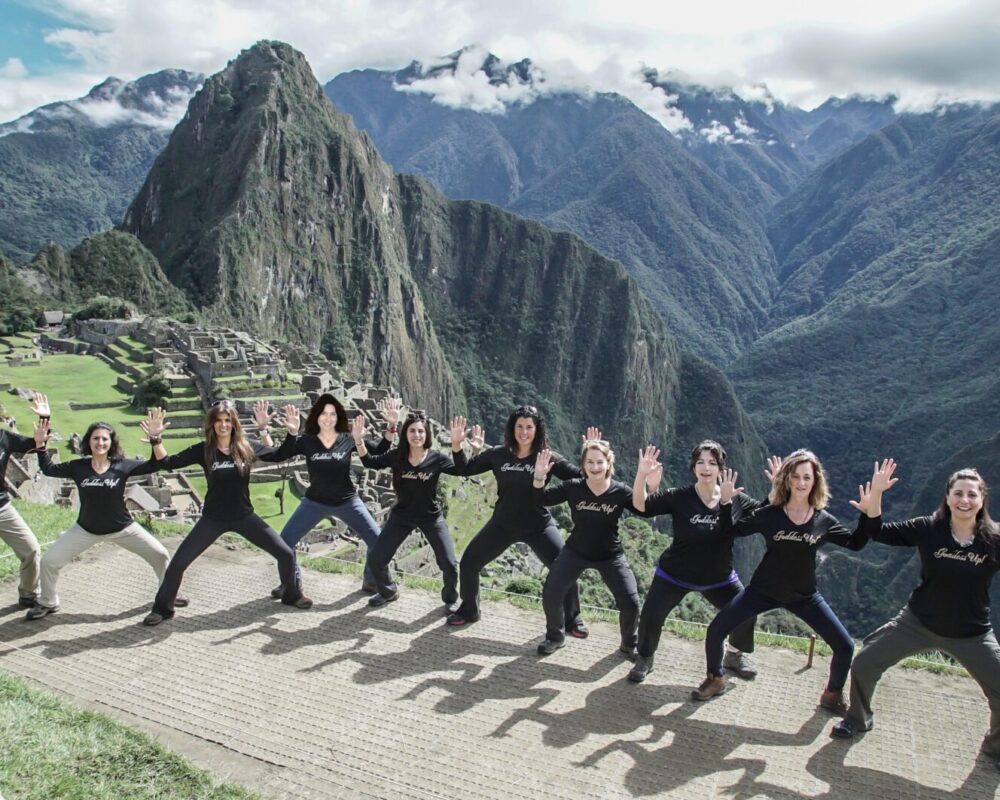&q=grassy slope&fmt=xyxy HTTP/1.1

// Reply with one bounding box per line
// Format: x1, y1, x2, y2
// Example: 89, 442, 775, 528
0, 671, 260, 800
